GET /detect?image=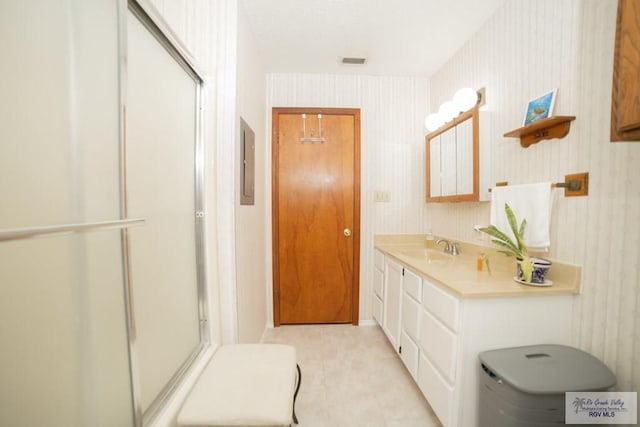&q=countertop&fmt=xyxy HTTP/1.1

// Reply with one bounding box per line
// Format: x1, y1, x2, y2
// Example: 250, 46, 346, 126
374, 234, 581, 298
